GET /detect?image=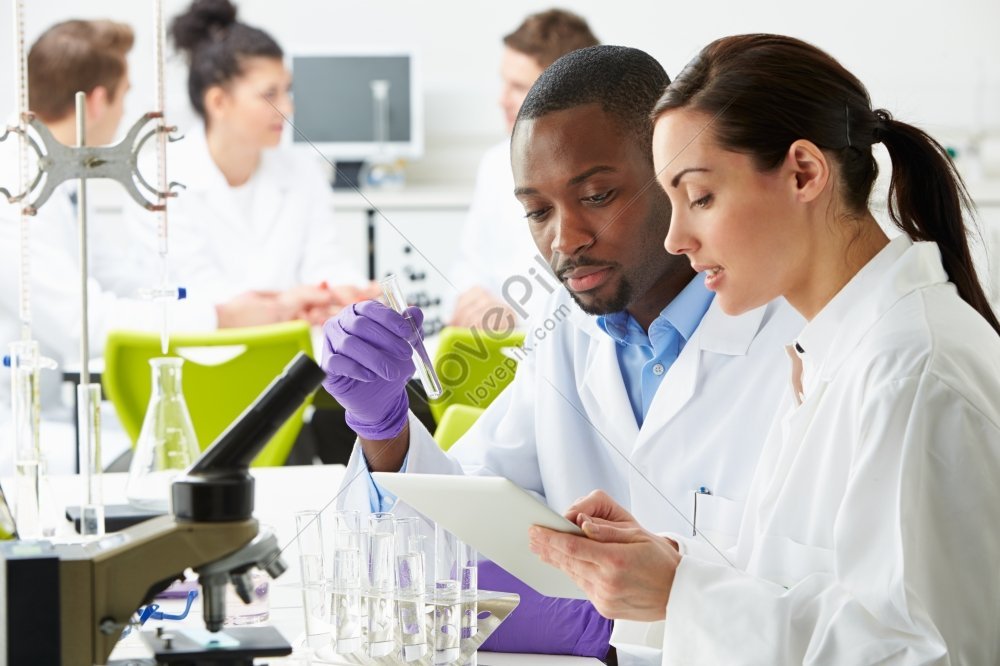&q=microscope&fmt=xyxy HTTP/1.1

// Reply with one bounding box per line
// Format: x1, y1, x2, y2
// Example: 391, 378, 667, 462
0, 352, 325, 666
